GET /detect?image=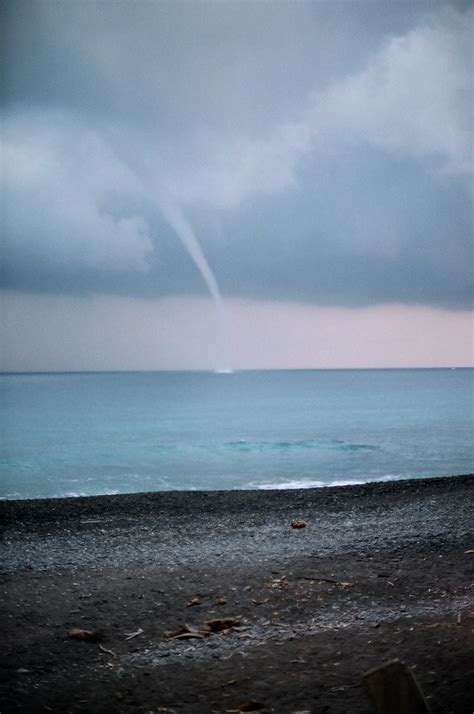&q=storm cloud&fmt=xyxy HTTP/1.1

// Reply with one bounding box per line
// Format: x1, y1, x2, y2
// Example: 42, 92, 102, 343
2, 0, 473, 309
